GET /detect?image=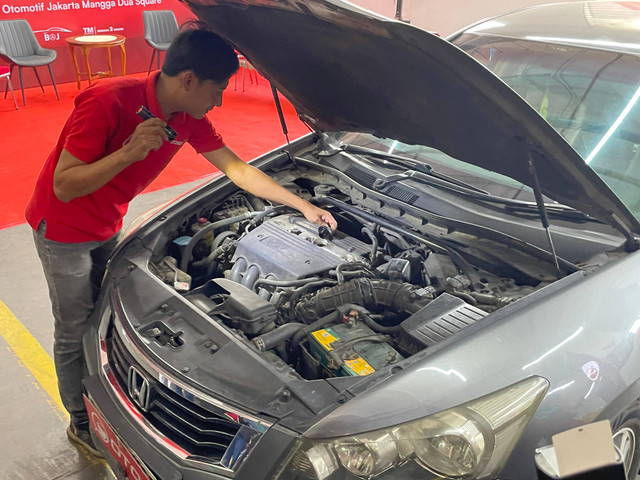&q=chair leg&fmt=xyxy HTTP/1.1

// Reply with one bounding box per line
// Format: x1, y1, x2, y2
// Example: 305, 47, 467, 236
148, 50, 156, 75
33, 67, 45, 93
5, 65, 14, 99
18, 66, 26, 106
156, 50, 161, 70
48, 64, 59, 100
5, 76, 18, 110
